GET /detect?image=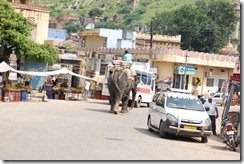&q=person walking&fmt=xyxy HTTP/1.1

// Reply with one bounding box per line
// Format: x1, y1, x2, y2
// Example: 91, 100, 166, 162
204, 90, 210, 101
221, 92, 226, 106
123, 50, 133, 66
204, 96, 219, 135
232, 92, 237, 105
83, 80, 91, 101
